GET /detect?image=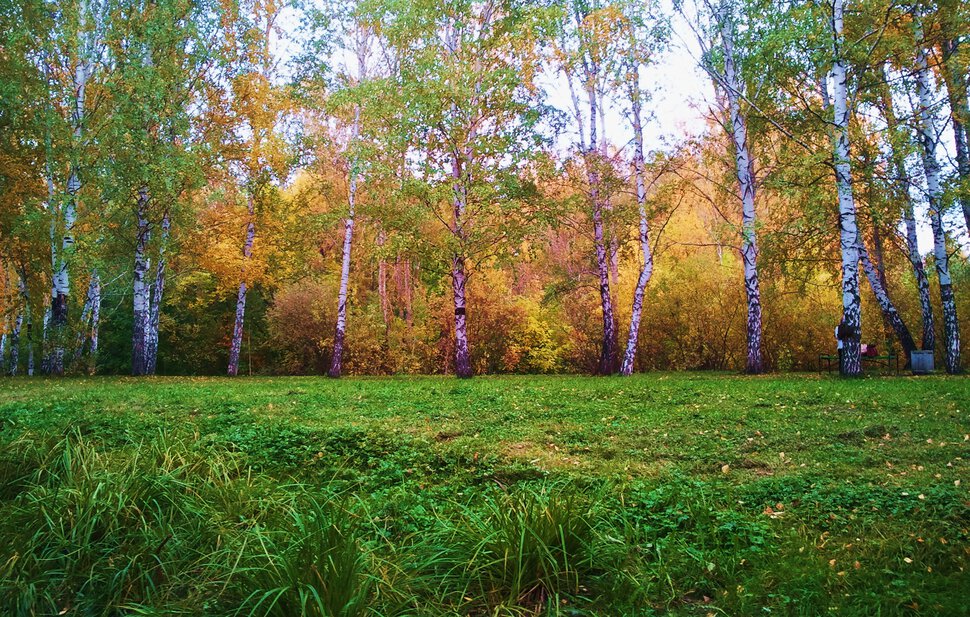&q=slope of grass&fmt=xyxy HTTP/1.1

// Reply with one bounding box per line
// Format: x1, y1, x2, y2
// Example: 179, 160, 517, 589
0, 373, 967, 616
